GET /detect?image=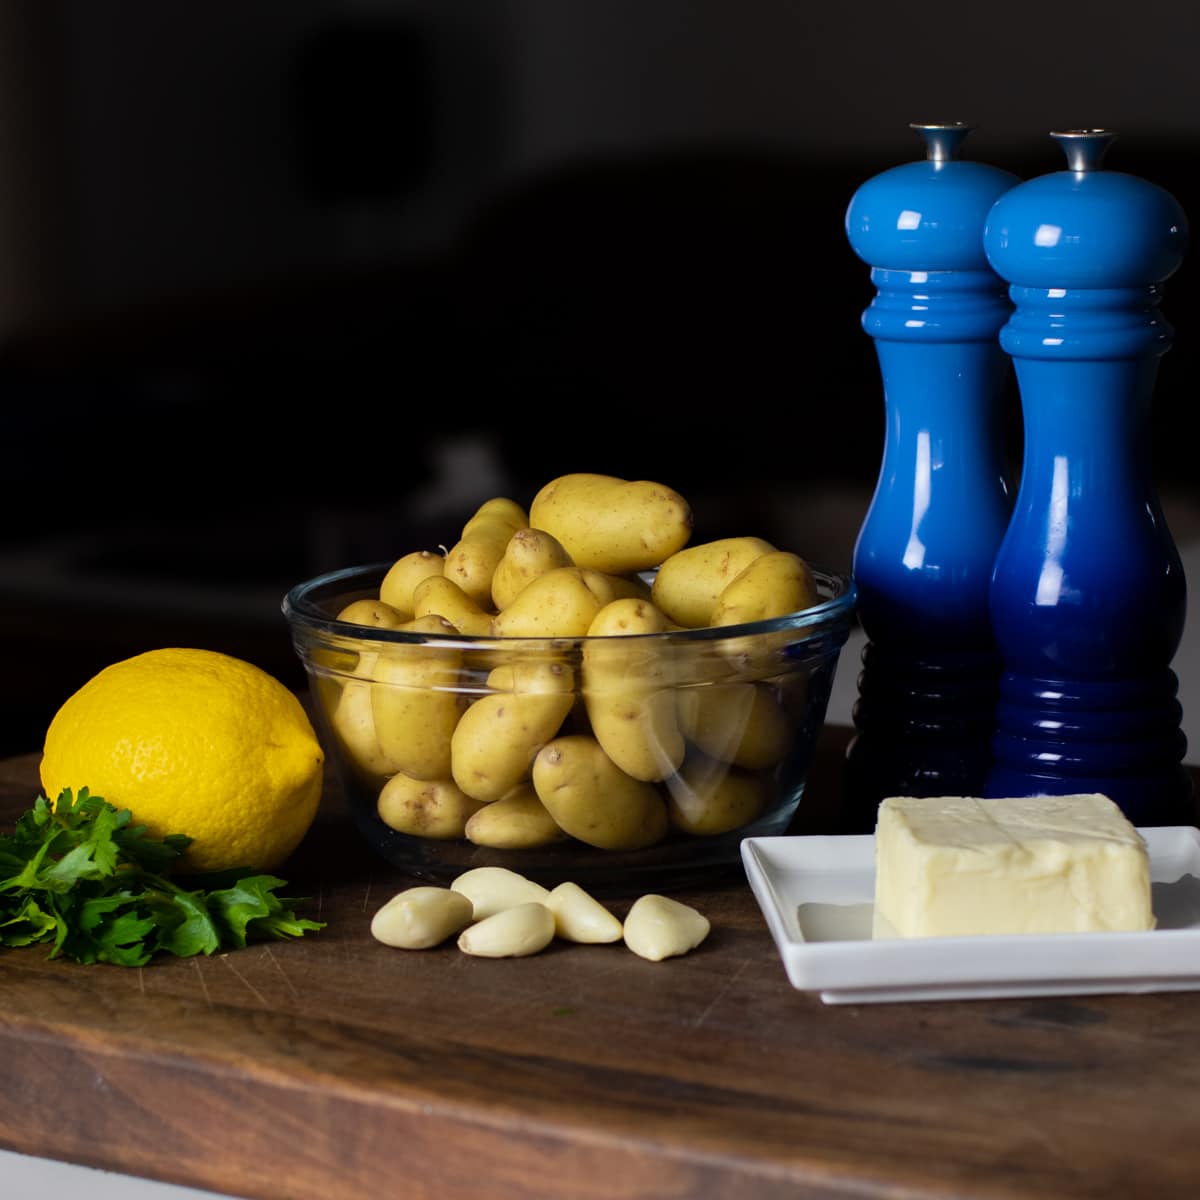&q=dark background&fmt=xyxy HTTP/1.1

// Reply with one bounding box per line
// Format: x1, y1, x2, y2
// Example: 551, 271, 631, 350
3, 0, 1198, 757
